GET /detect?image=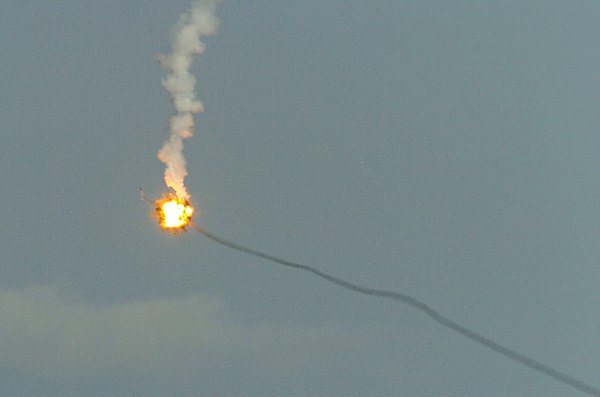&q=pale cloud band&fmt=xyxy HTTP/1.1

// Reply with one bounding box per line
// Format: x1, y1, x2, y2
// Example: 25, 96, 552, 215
0, 286, 346, 380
